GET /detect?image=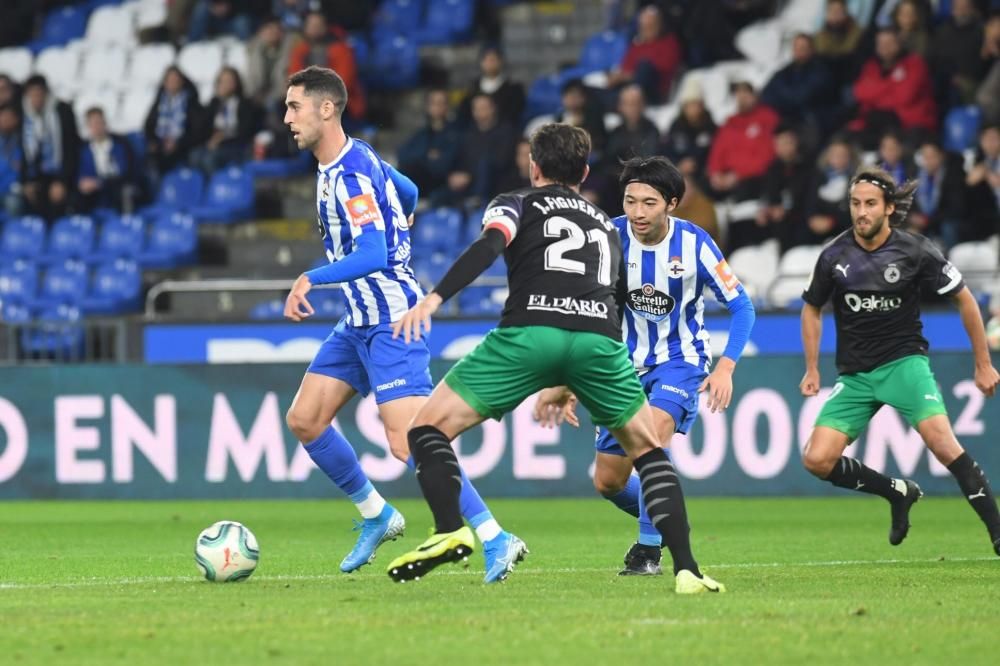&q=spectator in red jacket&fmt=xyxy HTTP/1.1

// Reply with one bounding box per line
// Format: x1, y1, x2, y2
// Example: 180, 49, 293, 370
288, 11, 366, 122
608, 5, 681, 103
849, 27, 937, 148
706, 79, 779, 203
